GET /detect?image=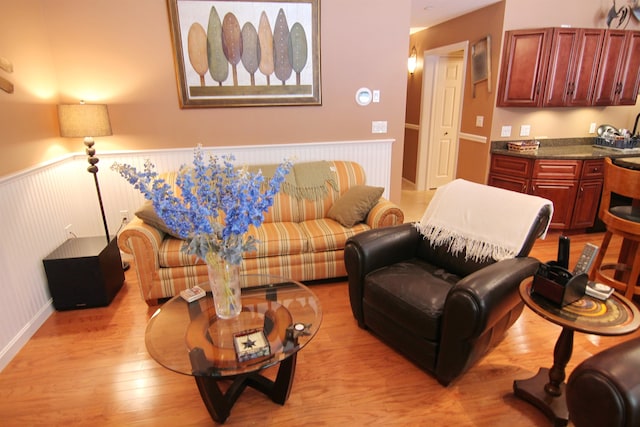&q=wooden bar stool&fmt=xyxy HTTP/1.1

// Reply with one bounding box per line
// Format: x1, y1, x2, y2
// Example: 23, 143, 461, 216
590, 157, 640, 299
